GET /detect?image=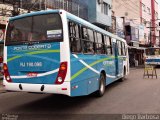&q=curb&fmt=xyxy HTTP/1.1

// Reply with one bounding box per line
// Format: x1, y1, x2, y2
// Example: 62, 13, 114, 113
130, 67, 144, 70
0, 87, 6, 93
